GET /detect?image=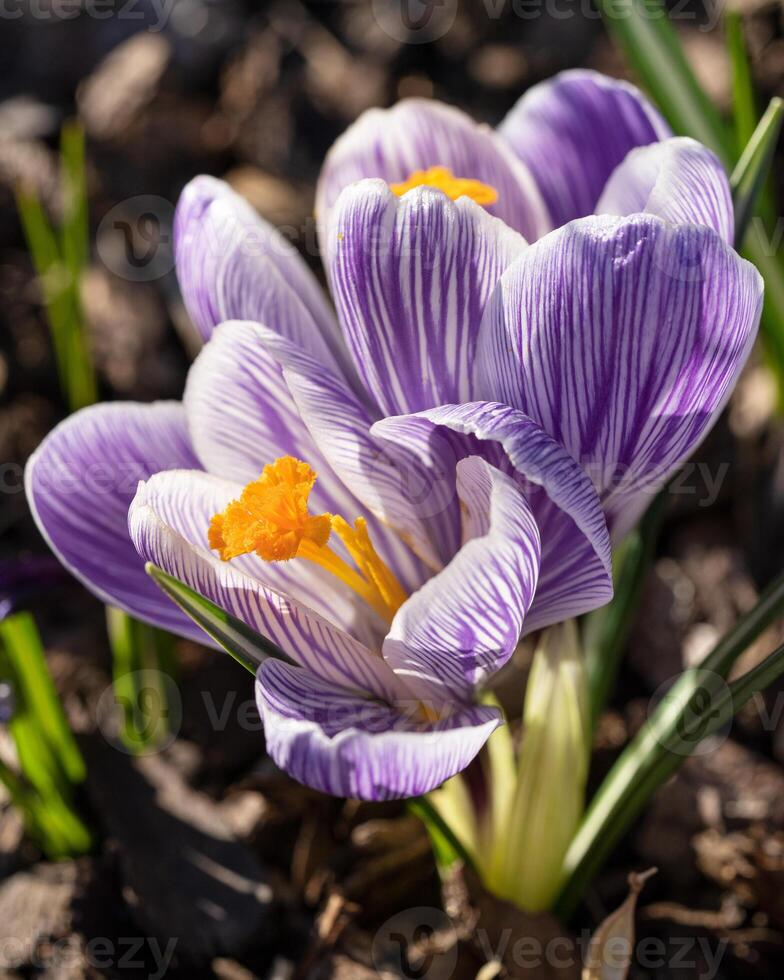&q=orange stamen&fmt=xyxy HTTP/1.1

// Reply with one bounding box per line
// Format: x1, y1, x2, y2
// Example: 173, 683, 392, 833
209, 456, 407, 623
389, 165, 498, 206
